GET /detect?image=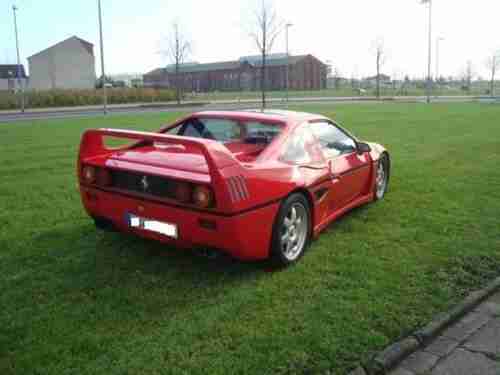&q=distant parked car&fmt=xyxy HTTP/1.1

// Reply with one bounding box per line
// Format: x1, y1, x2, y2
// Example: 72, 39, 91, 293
78, 110, 390, 266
